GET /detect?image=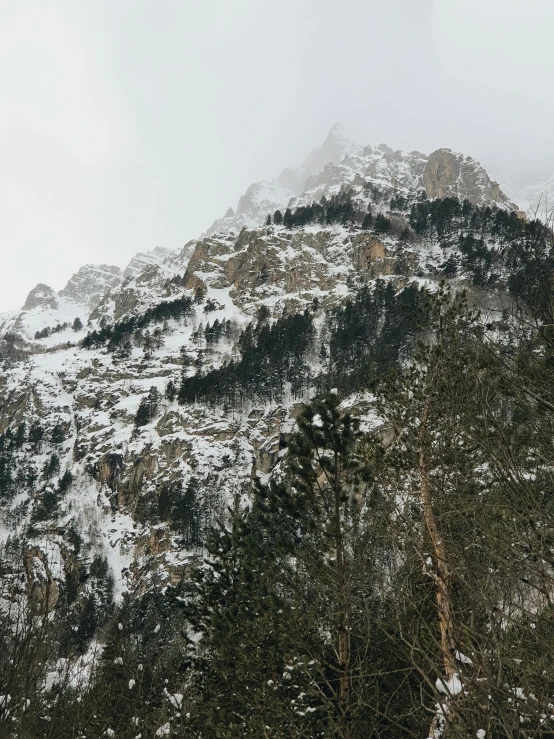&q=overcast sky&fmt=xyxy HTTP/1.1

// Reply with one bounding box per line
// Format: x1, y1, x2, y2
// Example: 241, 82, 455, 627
1, 0, 554, 312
